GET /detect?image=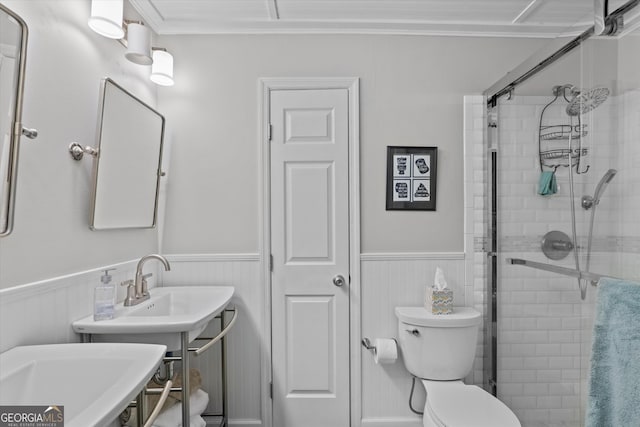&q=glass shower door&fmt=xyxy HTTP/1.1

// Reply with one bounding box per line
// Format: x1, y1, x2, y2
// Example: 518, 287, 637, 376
490, 15, 640, 426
